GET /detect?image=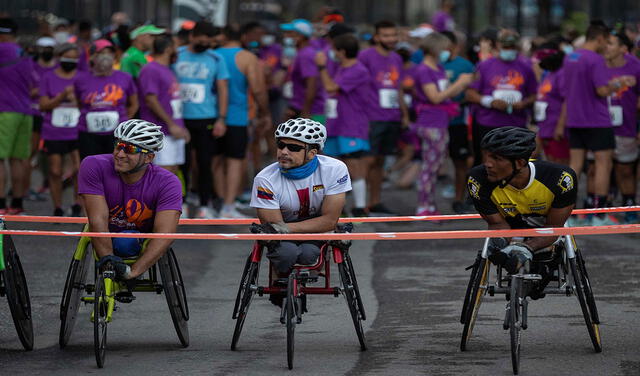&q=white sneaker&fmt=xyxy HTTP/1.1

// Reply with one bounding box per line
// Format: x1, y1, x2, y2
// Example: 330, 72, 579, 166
220, 207, 250, 219
195, 206, 217, 219
180, 203, 189, 219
